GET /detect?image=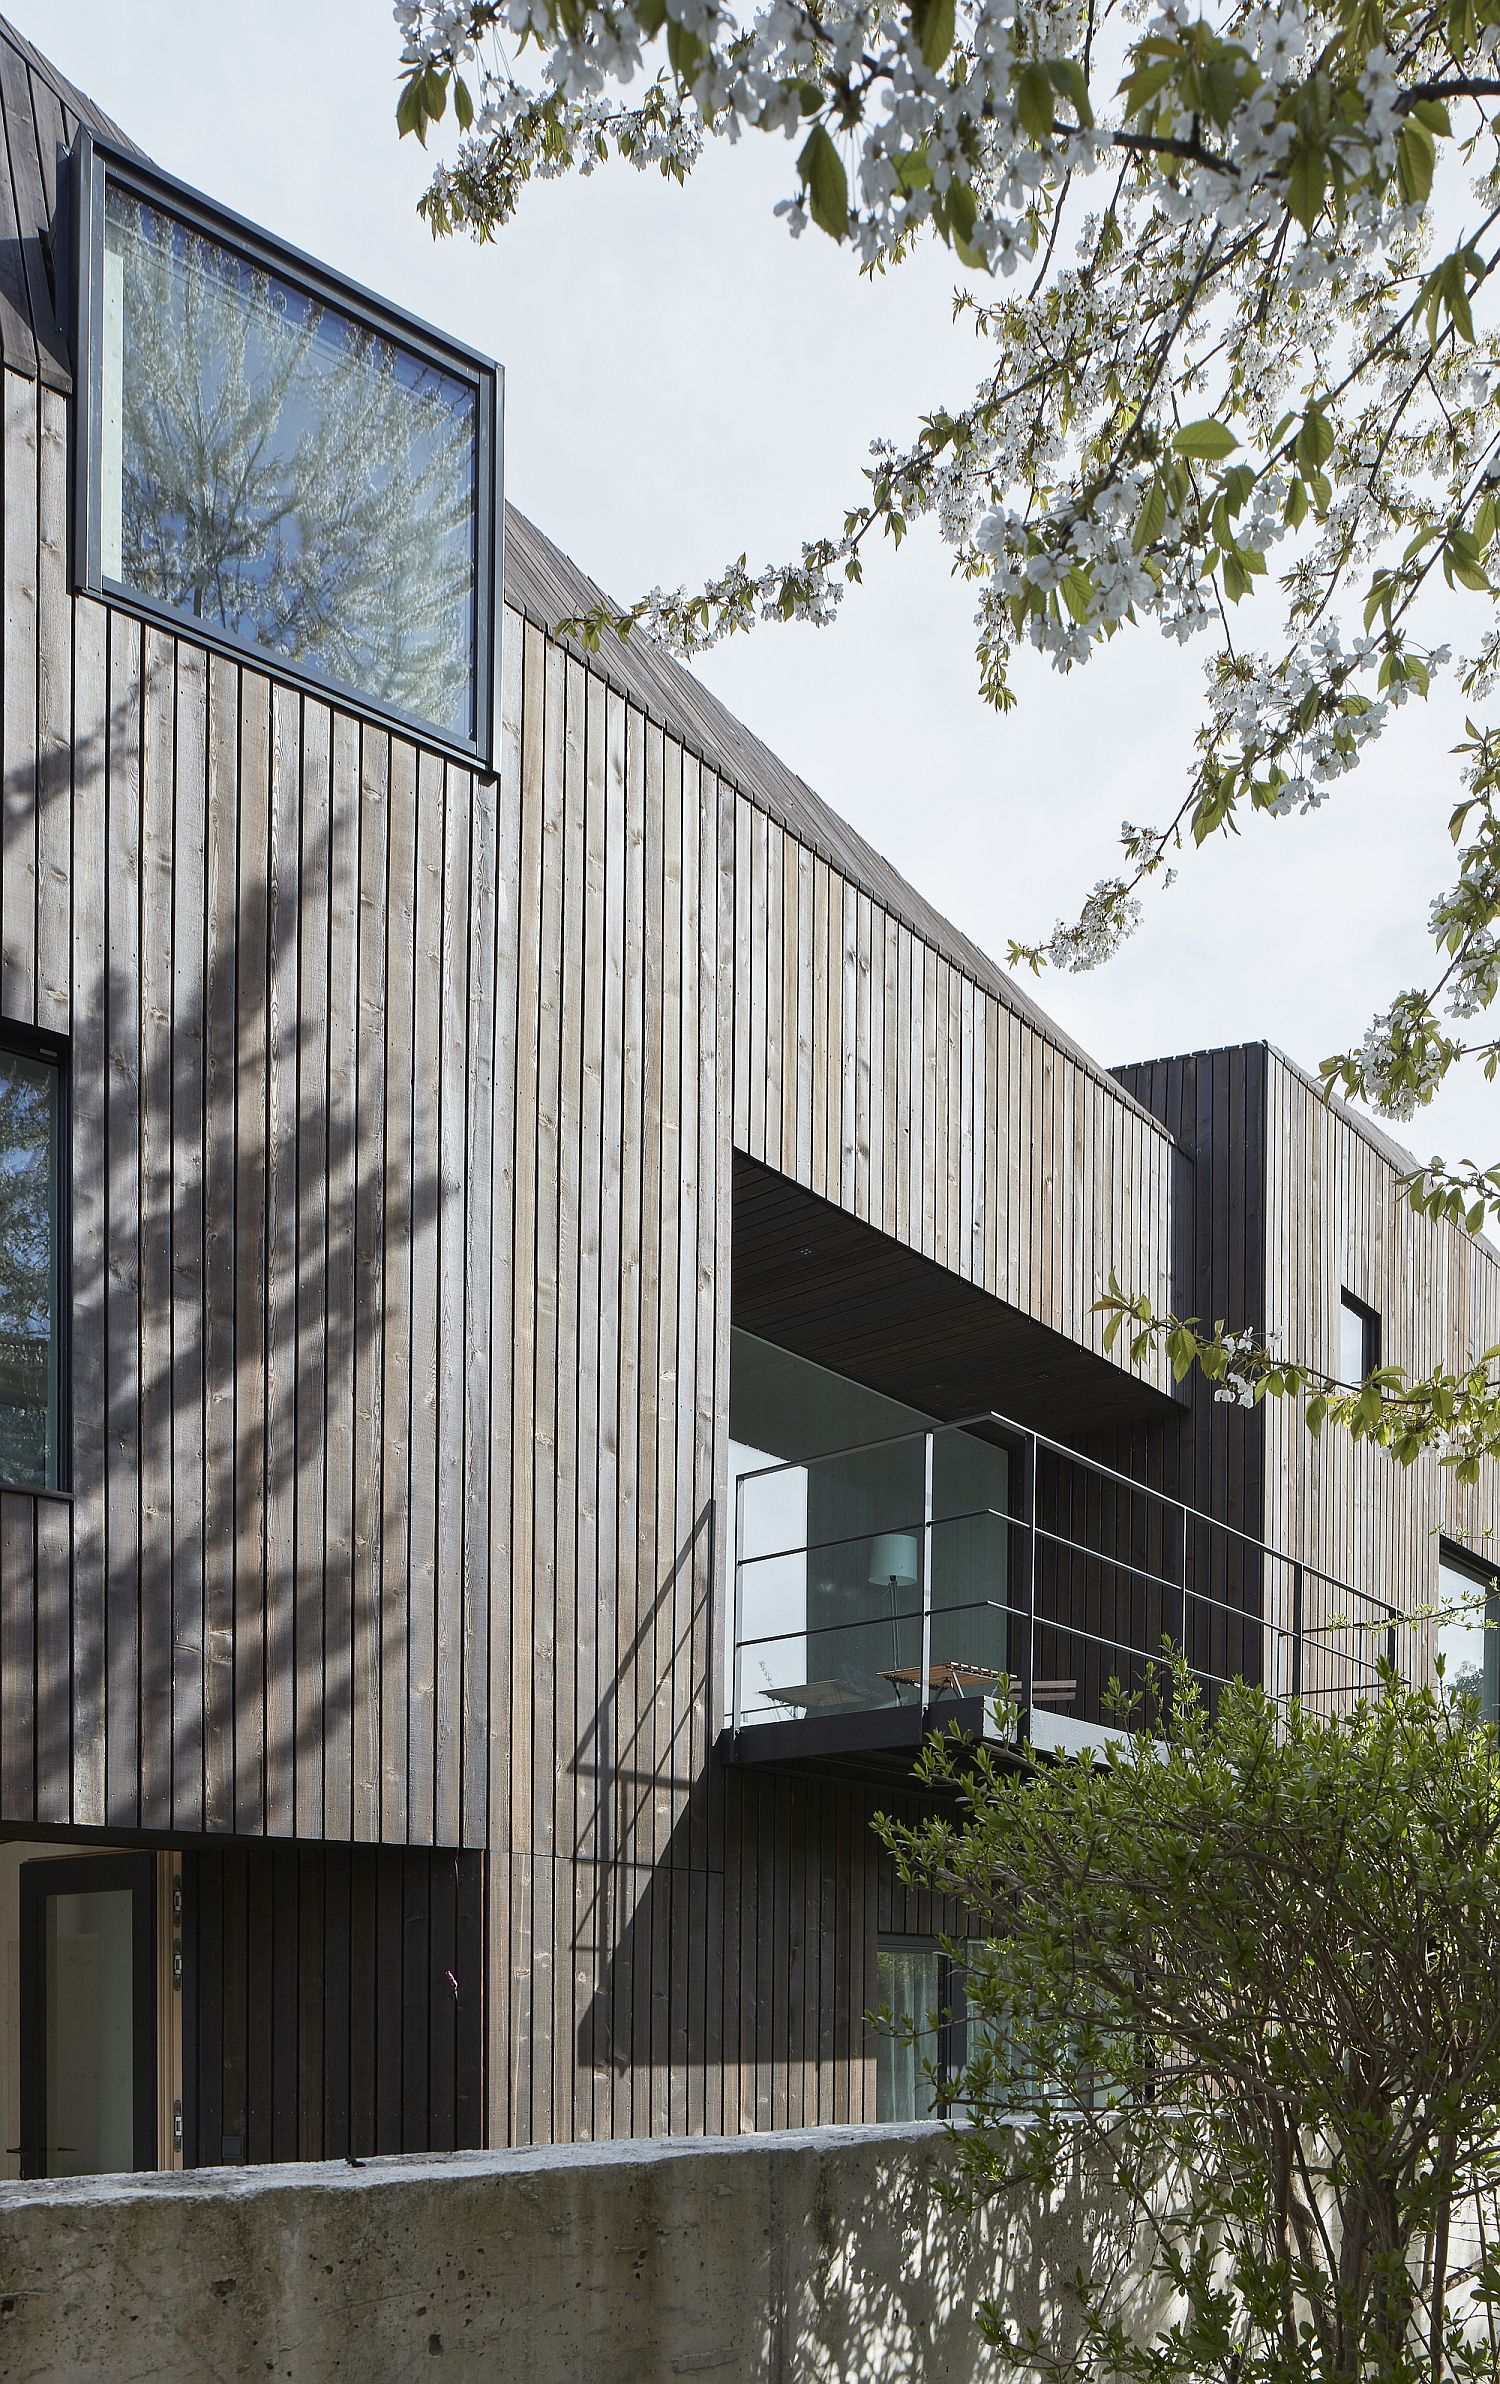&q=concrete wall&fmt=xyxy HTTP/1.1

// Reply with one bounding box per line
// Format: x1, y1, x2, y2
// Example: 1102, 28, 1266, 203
0, 2122, 1137, 2382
